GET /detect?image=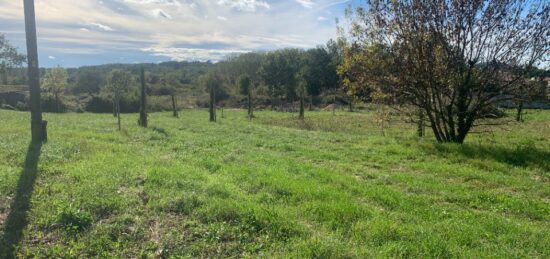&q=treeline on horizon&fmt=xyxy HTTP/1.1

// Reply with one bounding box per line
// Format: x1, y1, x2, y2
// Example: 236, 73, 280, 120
1, 40, 346, 114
